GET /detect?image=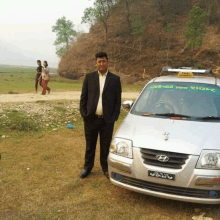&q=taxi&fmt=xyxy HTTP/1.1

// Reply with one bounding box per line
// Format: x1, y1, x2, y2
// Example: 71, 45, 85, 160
108, 67, 220, 204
